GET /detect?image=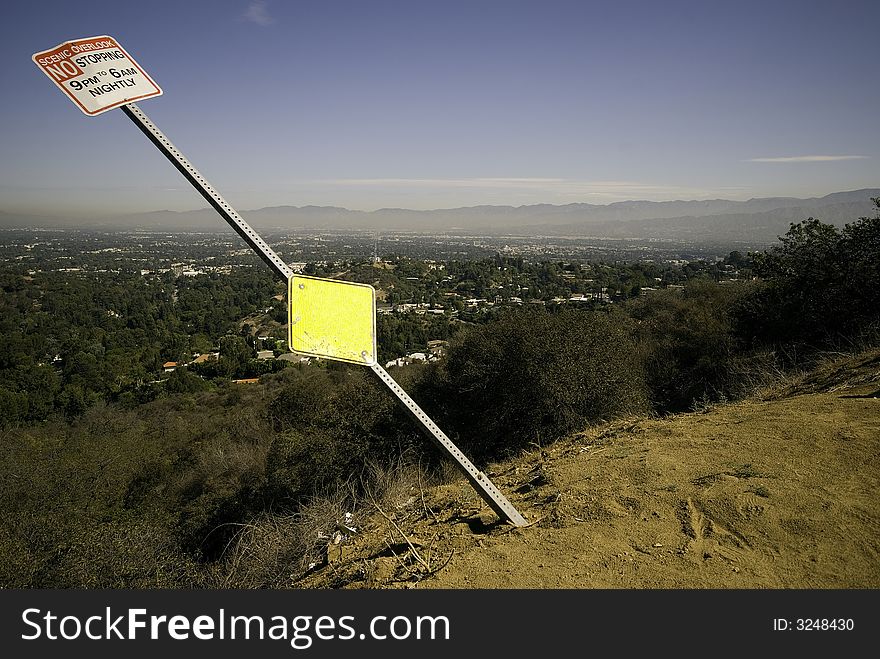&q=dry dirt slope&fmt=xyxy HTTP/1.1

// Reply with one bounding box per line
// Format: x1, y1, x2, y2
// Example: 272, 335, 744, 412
294, 350, 880, 589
